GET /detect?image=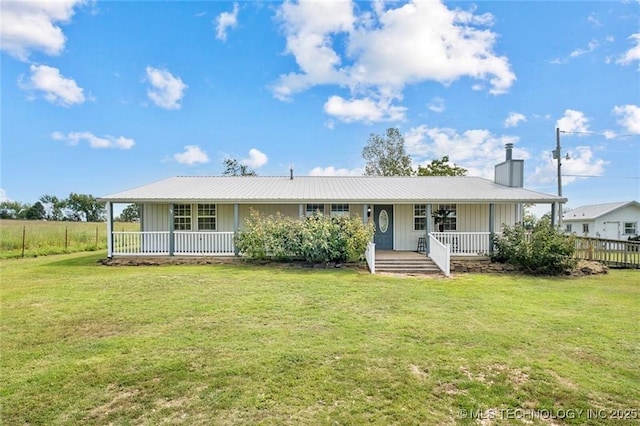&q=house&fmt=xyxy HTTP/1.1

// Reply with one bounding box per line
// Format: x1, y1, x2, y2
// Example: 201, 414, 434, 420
99, 144, 565, 273
563, 201, 640, 241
